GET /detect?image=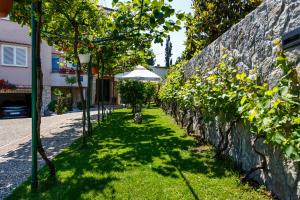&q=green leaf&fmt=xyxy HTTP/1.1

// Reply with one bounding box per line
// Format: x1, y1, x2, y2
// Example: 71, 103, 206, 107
272, 133, 286, 144
236, 72, 246, 81
240, 95, 247, 106
112, 0, 119, 6
285, 145, 296, 158
293, 117, 300, 125
176, 13, 185, 20
248, 108, 257, 122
